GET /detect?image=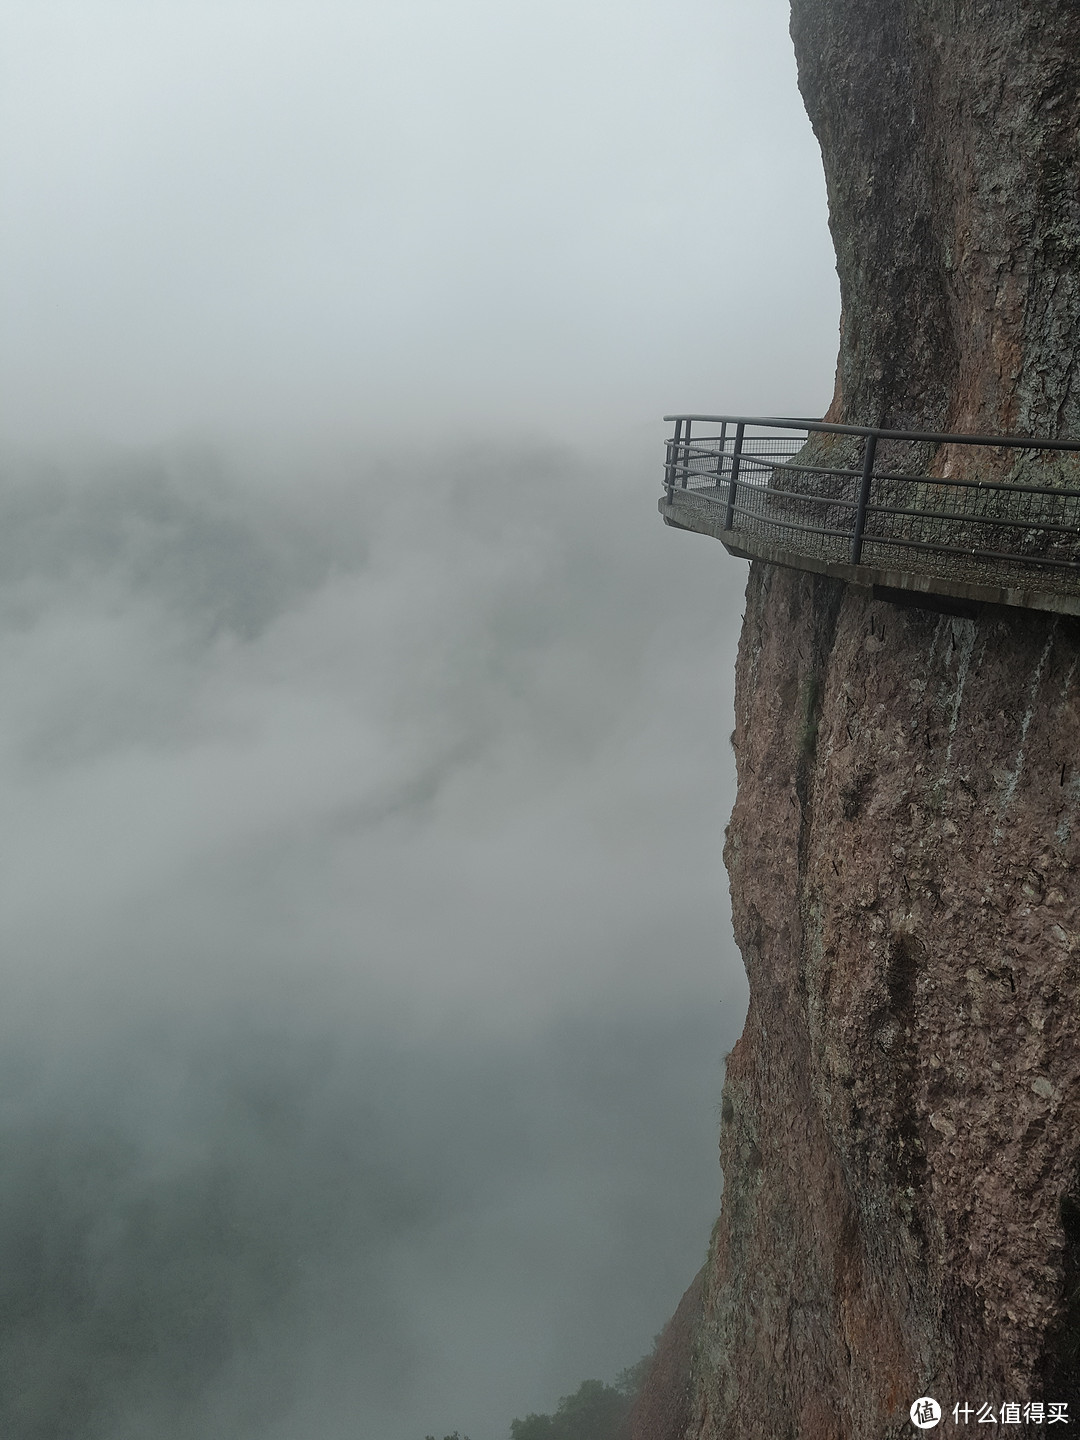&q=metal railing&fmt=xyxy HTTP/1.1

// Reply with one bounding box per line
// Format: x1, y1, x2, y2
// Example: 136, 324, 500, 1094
661, 415, 1080, 602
